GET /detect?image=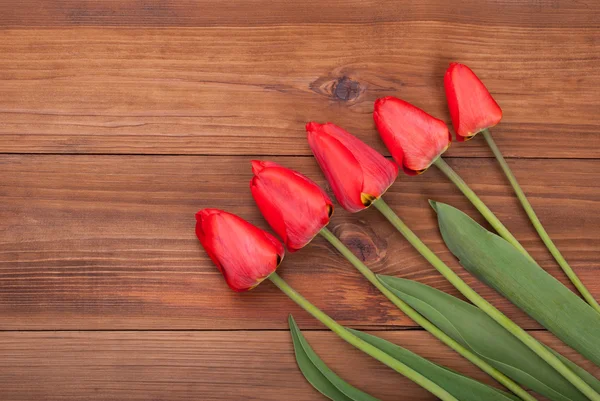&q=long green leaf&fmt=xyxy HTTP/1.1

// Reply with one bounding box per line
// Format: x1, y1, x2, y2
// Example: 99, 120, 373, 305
348, 328, 520, 401
550, 348, 600, 394
289, 315, 381, 401
432, 201, 600, 367
378, 274, 600, 401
